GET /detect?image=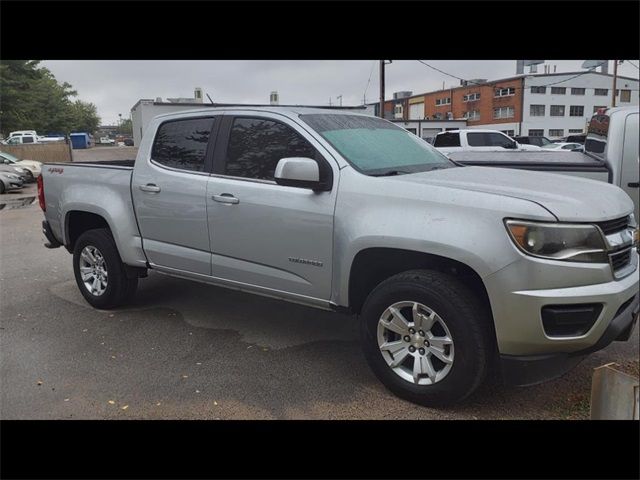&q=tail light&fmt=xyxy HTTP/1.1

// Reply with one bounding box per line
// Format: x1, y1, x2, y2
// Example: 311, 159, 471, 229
37, 175, 46, 211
